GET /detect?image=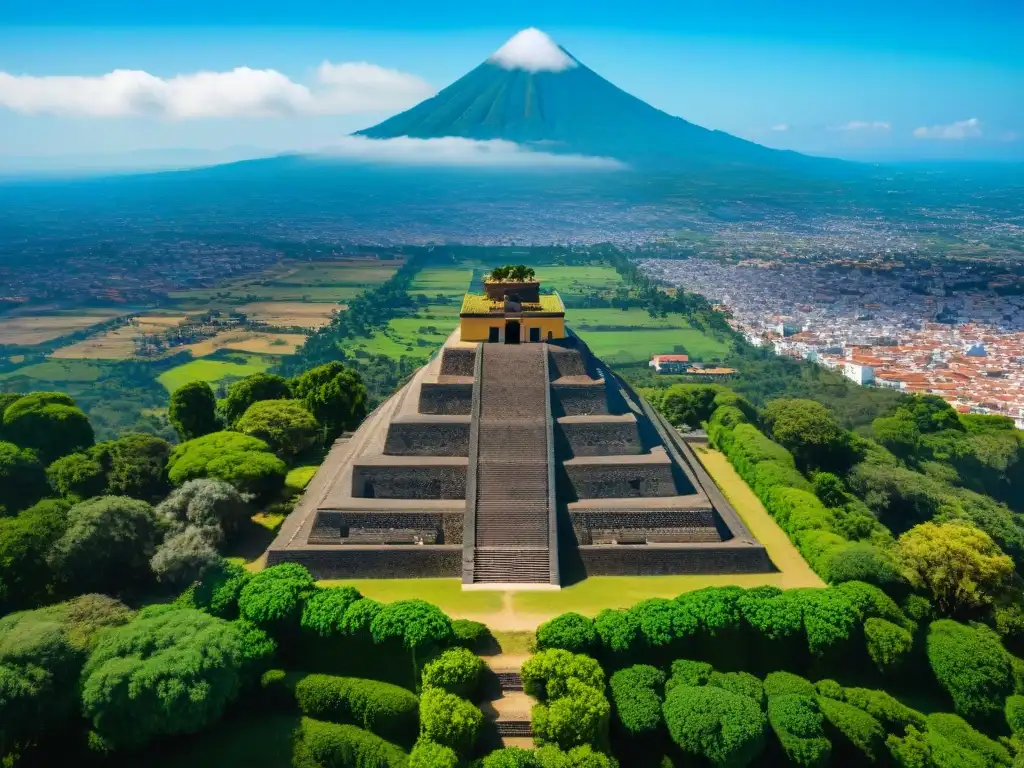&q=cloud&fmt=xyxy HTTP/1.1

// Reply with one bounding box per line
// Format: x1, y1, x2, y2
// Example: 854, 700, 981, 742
834, 120, 891, 132
0, 62, 434, 119
488, 28, 577, 73
314, 136, 626, 169
913, 118, 982, 140
1000, 130, 1019, 142
770, 124, 790, 132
